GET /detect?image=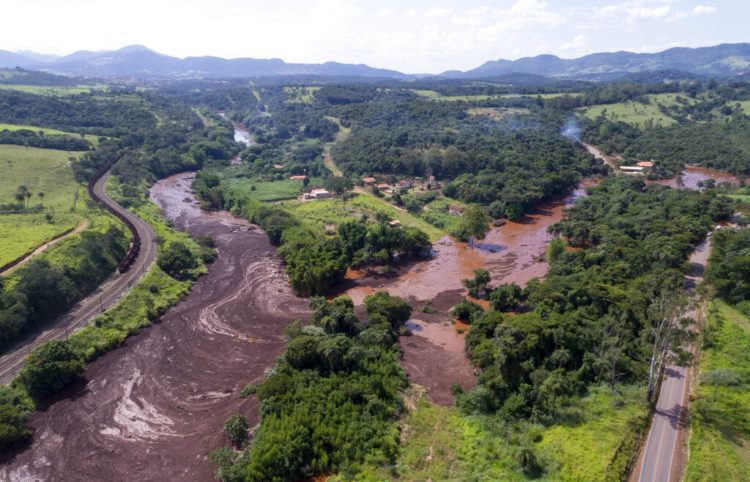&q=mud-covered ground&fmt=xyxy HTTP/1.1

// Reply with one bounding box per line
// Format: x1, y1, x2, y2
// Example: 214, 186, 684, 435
1, 173, 309, 481
344, 181, 595, 405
